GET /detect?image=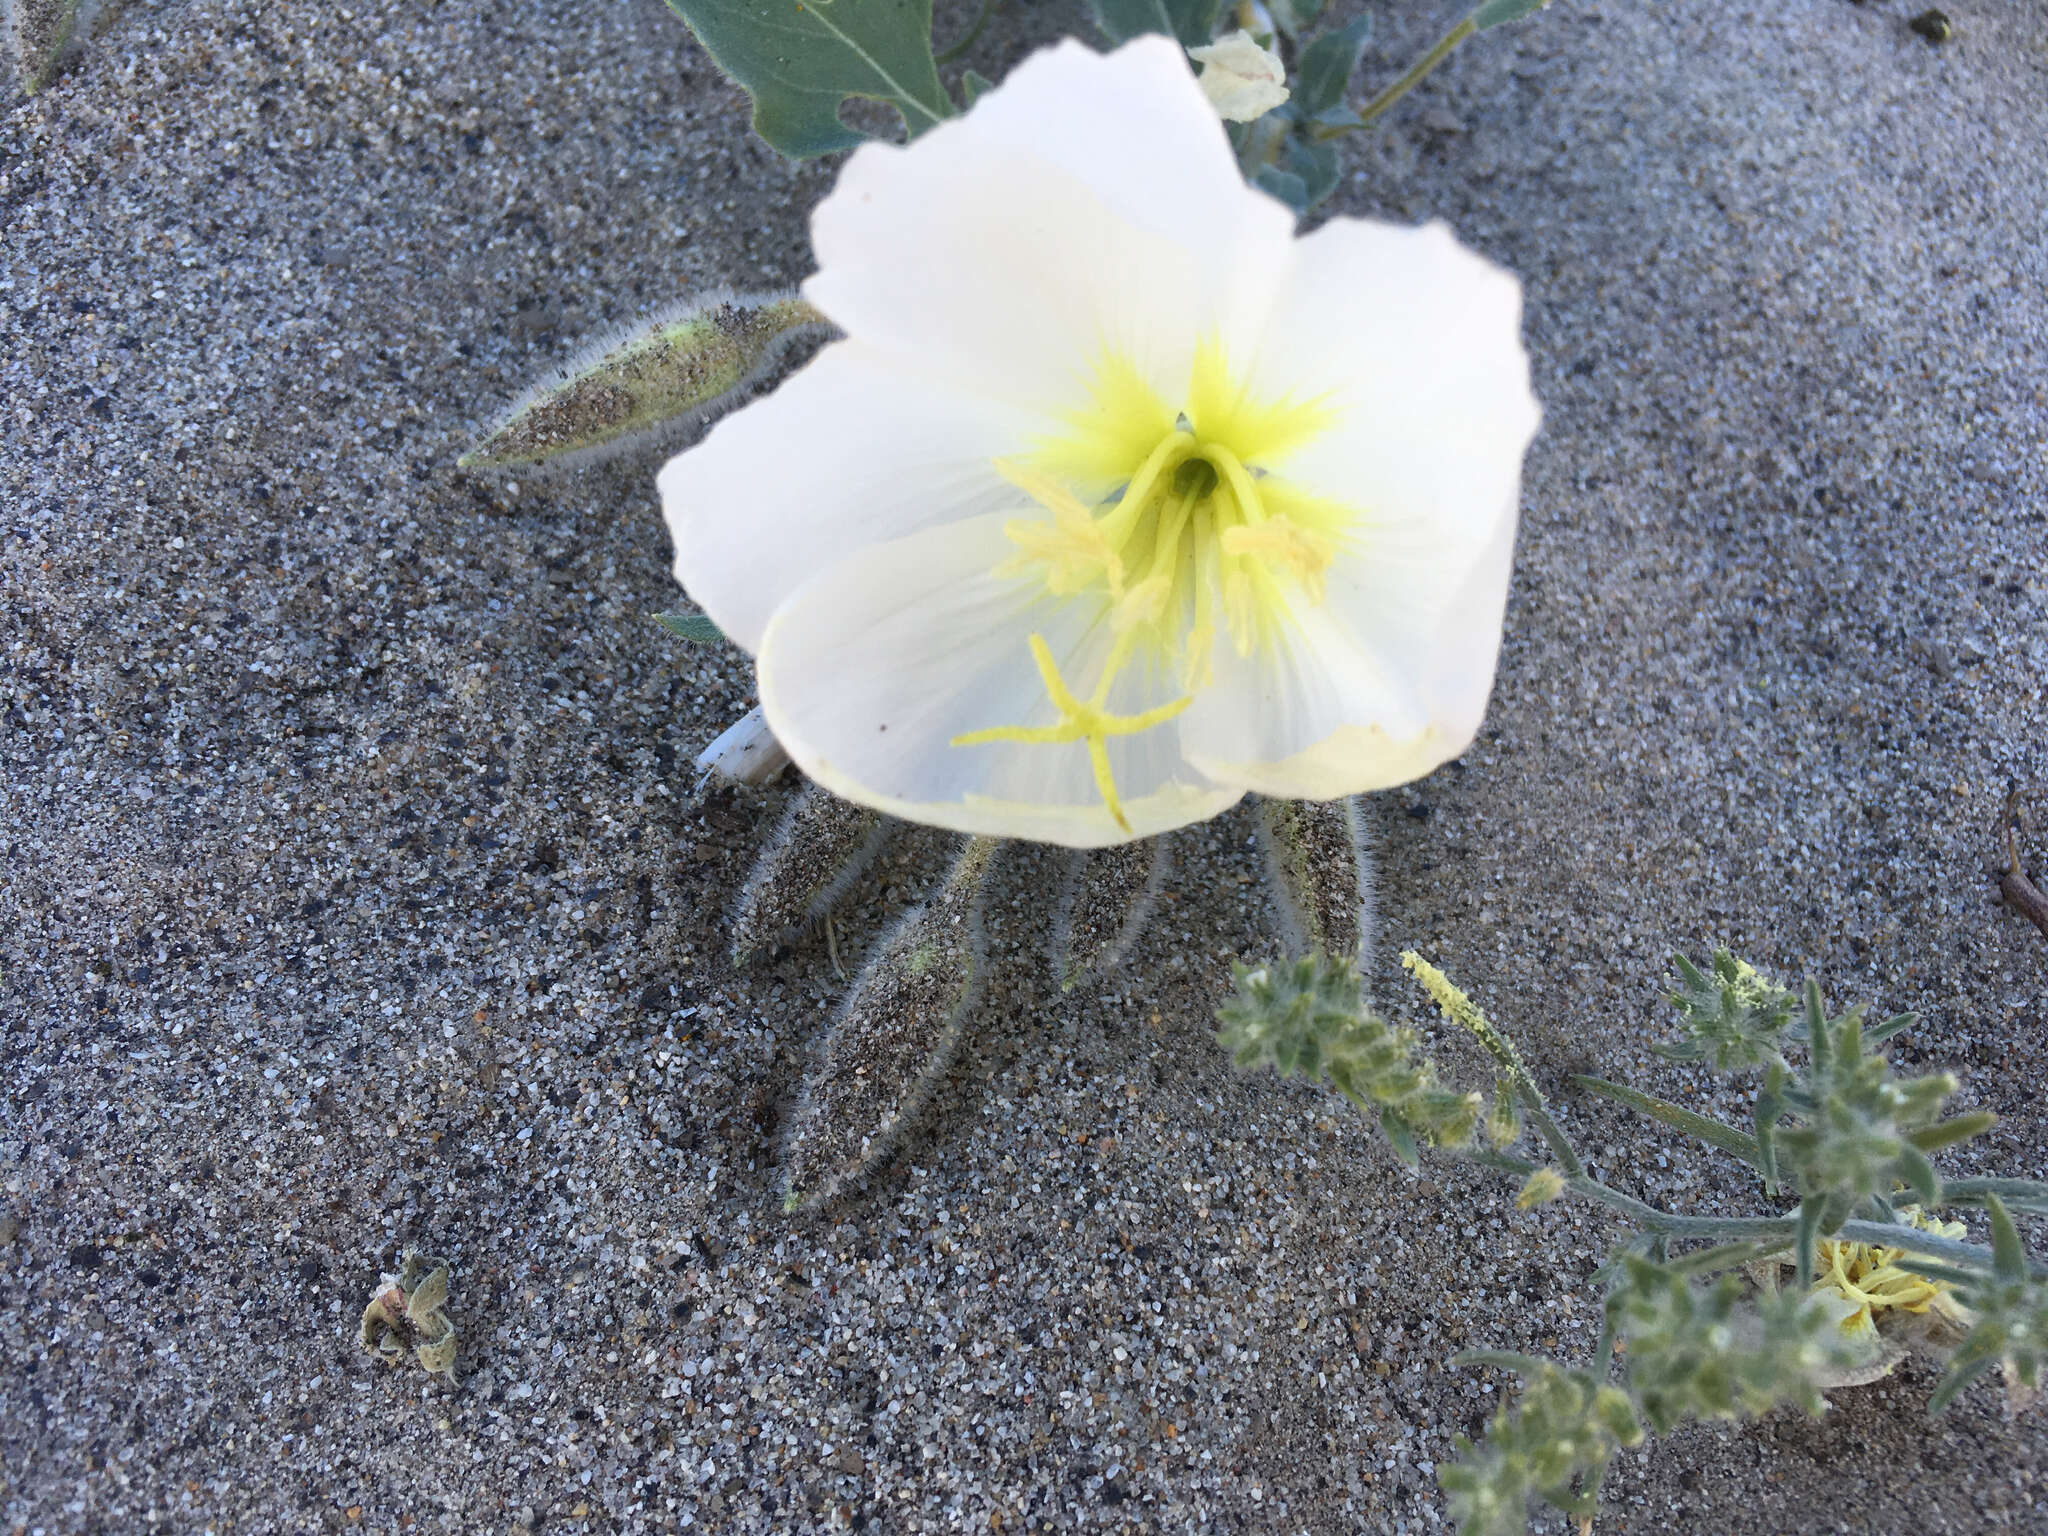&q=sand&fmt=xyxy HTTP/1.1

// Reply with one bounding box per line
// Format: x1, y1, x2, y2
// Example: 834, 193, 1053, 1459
3, 0, 2045, 1530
